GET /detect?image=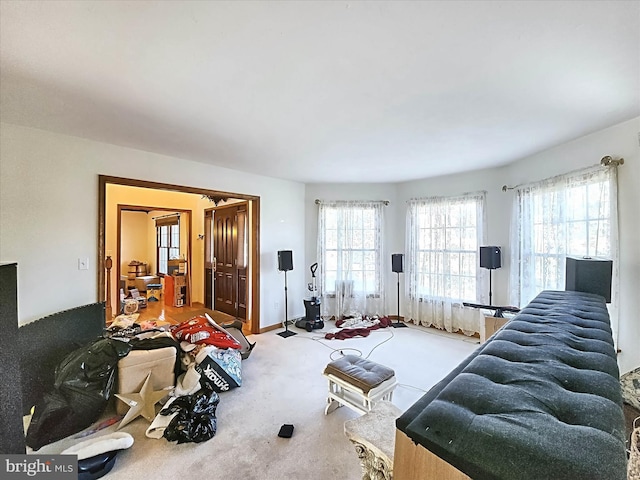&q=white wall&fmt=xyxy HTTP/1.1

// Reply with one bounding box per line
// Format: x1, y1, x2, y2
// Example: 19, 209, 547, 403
120, 210, 149, 274
303, 117, 640, 374
0, 123, 306, 329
